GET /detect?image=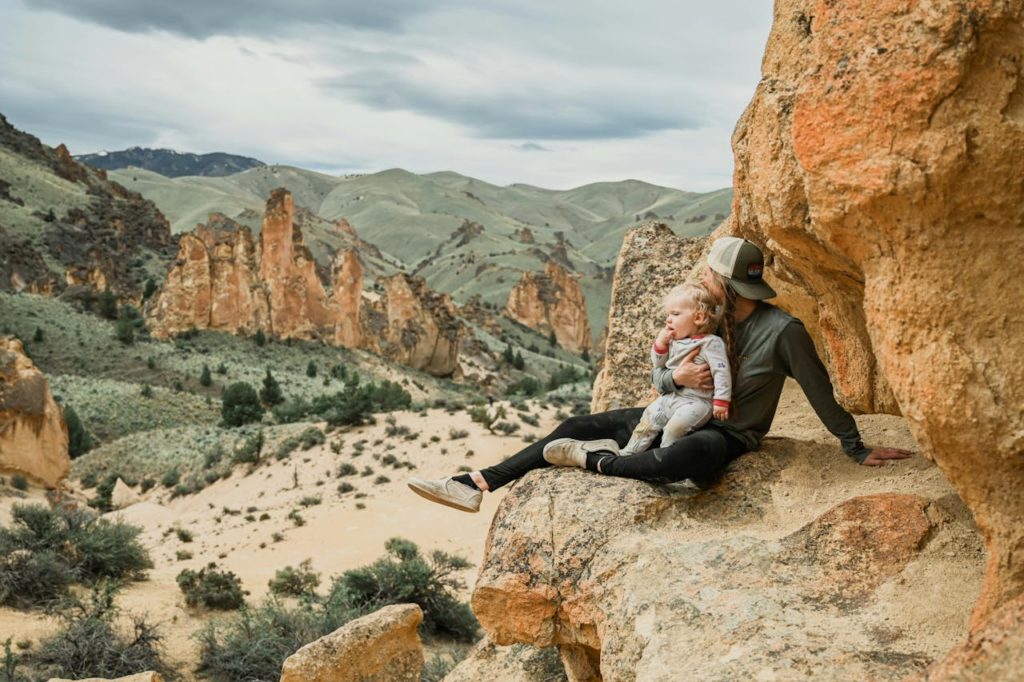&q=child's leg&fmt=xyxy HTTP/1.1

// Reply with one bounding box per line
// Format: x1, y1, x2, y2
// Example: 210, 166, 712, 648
660, 399, 713, 448
621, 396, 676, 456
